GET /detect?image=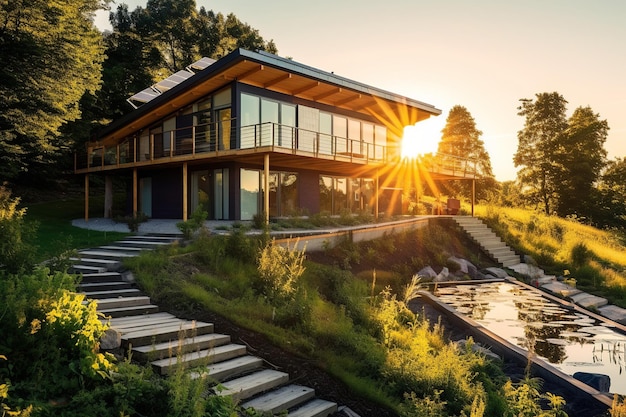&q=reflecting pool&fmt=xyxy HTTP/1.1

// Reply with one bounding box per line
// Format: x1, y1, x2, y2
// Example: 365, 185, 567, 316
435, 281, 626, 394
